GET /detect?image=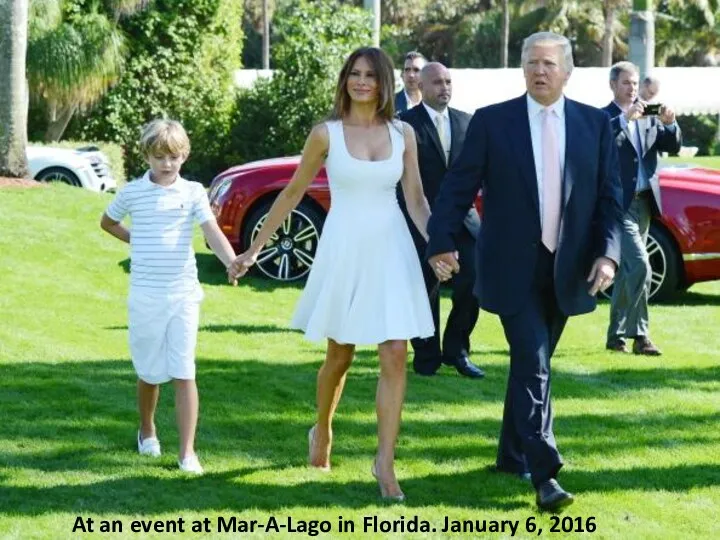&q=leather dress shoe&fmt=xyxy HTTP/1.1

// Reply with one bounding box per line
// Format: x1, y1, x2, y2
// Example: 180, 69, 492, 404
536, 479, 574, 511
606, 338, 629, 353
633, 337, 662, 356
450, 355, 485, 379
